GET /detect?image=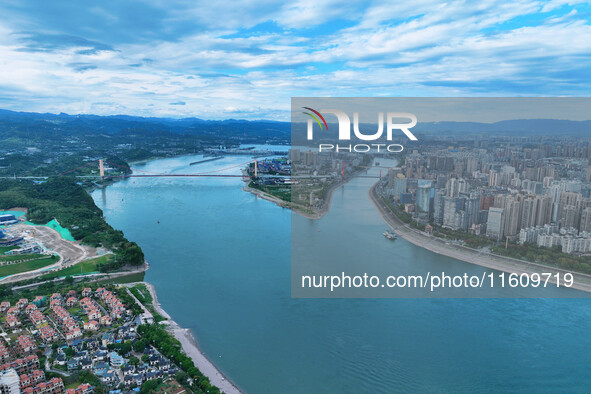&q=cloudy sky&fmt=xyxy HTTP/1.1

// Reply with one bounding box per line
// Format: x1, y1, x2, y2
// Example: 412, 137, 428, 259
0, 0, 590, 120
